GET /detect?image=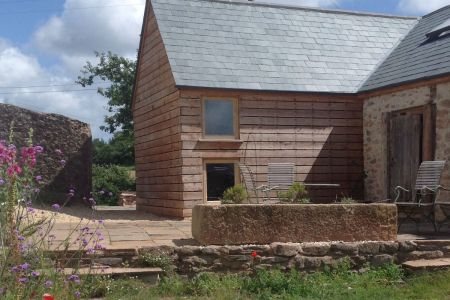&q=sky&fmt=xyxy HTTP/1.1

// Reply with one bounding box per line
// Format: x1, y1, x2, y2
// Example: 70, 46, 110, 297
0, 0, 449, 140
